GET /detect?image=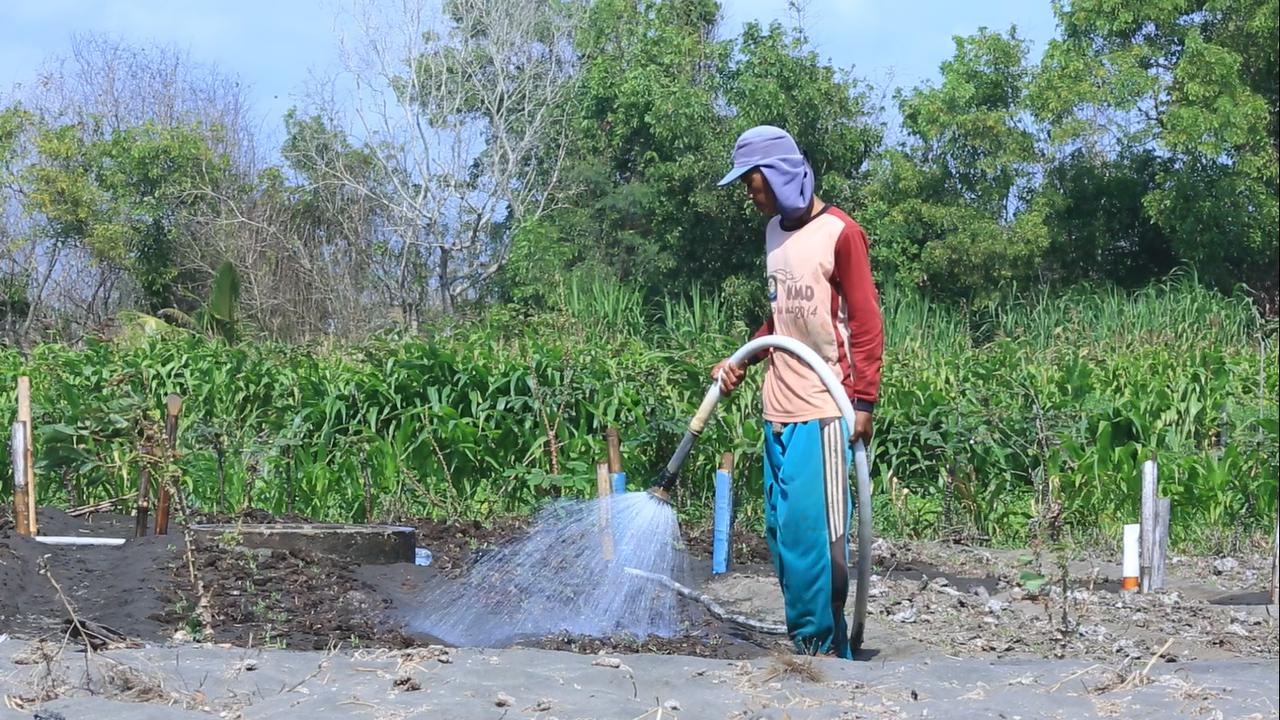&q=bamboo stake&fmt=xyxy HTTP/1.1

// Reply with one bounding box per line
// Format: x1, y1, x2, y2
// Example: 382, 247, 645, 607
135, 446, 151, 538
605, 427, 625, 493
16, 377, 36, 535
156, 394, 181, 535
606, 428, 623, 473
11, 421, 30, 536
596, 461, 614, 561
713, 452, 735, 574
